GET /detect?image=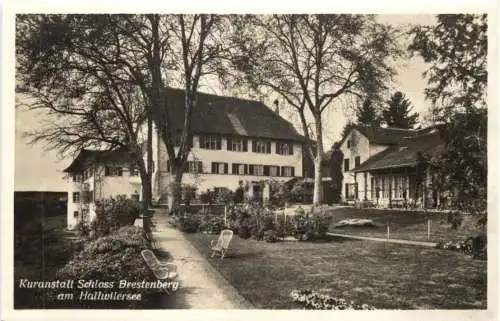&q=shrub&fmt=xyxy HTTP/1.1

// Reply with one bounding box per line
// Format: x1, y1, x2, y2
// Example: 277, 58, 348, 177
447, 211, 464, 229
435, 232, 487, 260
199, 215, 226, 235
233, 187, 245, 203
290, 289, 375, 310
291, 209, 333, 241
90, 196, 141, 239
55, 226, 159, 308
178, 214, 201, 233
264, 230, 280, 243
